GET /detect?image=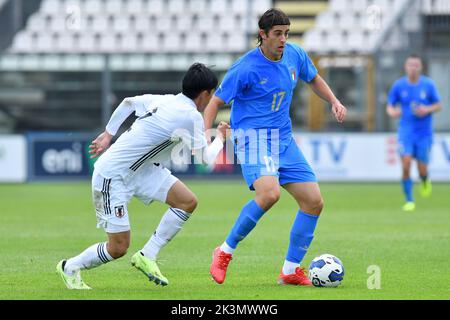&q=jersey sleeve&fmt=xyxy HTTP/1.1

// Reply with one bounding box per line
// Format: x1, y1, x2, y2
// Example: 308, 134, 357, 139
428, 80, 441, 105
294, 45, 318, 83
387, 81, 400, 106
129, 94, 160, 117
215, 60, 249, 104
